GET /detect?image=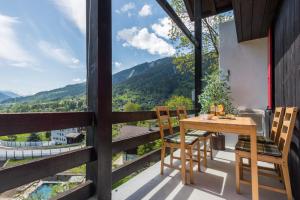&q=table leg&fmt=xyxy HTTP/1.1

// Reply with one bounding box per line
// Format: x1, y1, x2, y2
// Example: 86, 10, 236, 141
180, 121, 186, 184
250, 127, 259, 200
